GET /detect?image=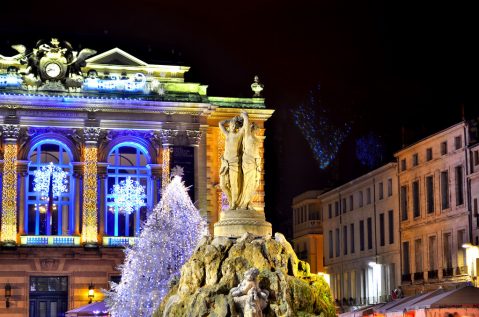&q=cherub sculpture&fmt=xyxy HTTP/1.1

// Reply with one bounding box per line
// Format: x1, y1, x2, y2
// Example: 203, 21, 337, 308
230, 268, 269, 317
